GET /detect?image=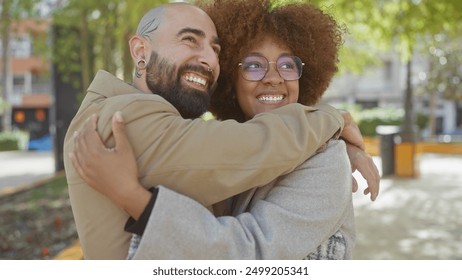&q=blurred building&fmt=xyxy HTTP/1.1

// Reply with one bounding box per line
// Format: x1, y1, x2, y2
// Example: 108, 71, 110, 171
0, 18, 53, 150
